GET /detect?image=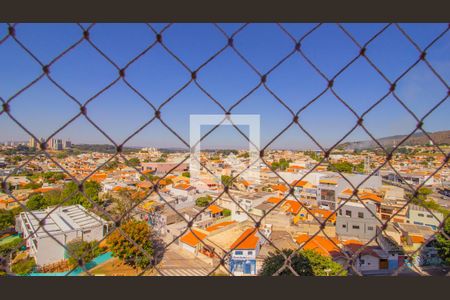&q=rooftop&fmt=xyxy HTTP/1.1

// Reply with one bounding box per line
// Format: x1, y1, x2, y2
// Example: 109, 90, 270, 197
19, 204, 109, 238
